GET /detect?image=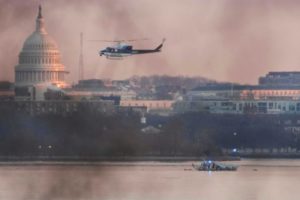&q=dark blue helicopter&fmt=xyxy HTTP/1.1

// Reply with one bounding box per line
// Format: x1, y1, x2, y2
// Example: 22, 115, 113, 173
98, 38, 165, 59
